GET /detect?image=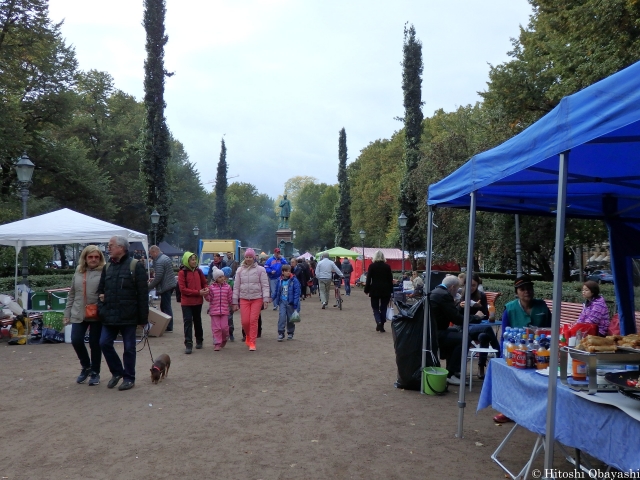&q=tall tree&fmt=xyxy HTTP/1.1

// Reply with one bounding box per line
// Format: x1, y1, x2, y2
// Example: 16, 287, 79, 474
334, 128, 351, 247
398, 23, 424, 258
214, 138, 229, 237
141, 0, 172, 242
